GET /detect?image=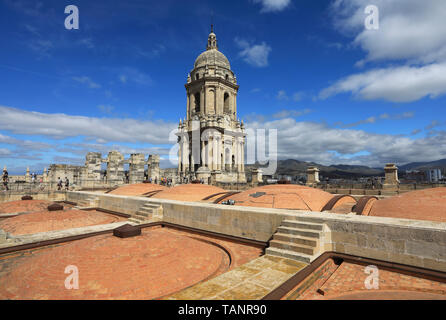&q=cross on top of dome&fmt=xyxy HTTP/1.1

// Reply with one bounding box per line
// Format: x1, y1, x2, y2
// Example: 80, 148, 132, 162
207, 25, 218, 50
